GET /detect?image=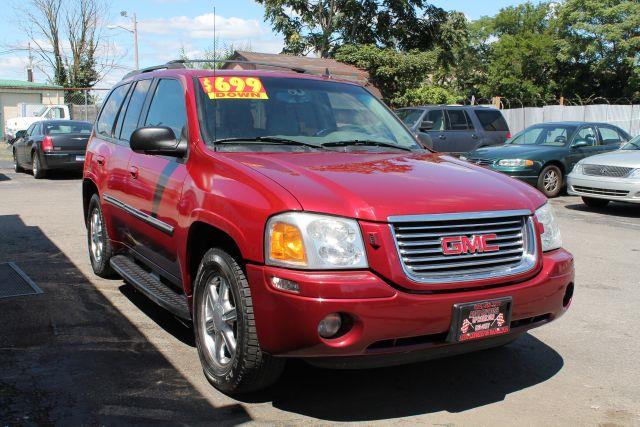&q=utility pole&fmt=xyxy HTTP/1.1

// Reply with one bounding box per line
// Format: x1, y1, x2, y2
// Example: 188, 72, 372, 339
108, 11, 139, 70
27, 42, 34, 82
213, 4, 217, 62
